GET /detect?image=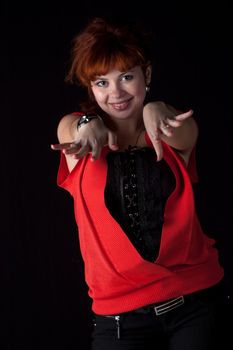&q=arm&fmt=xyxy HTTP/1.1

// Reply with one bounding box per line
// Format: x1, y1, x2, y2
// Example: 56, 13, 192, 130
143, 101, 198, 164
